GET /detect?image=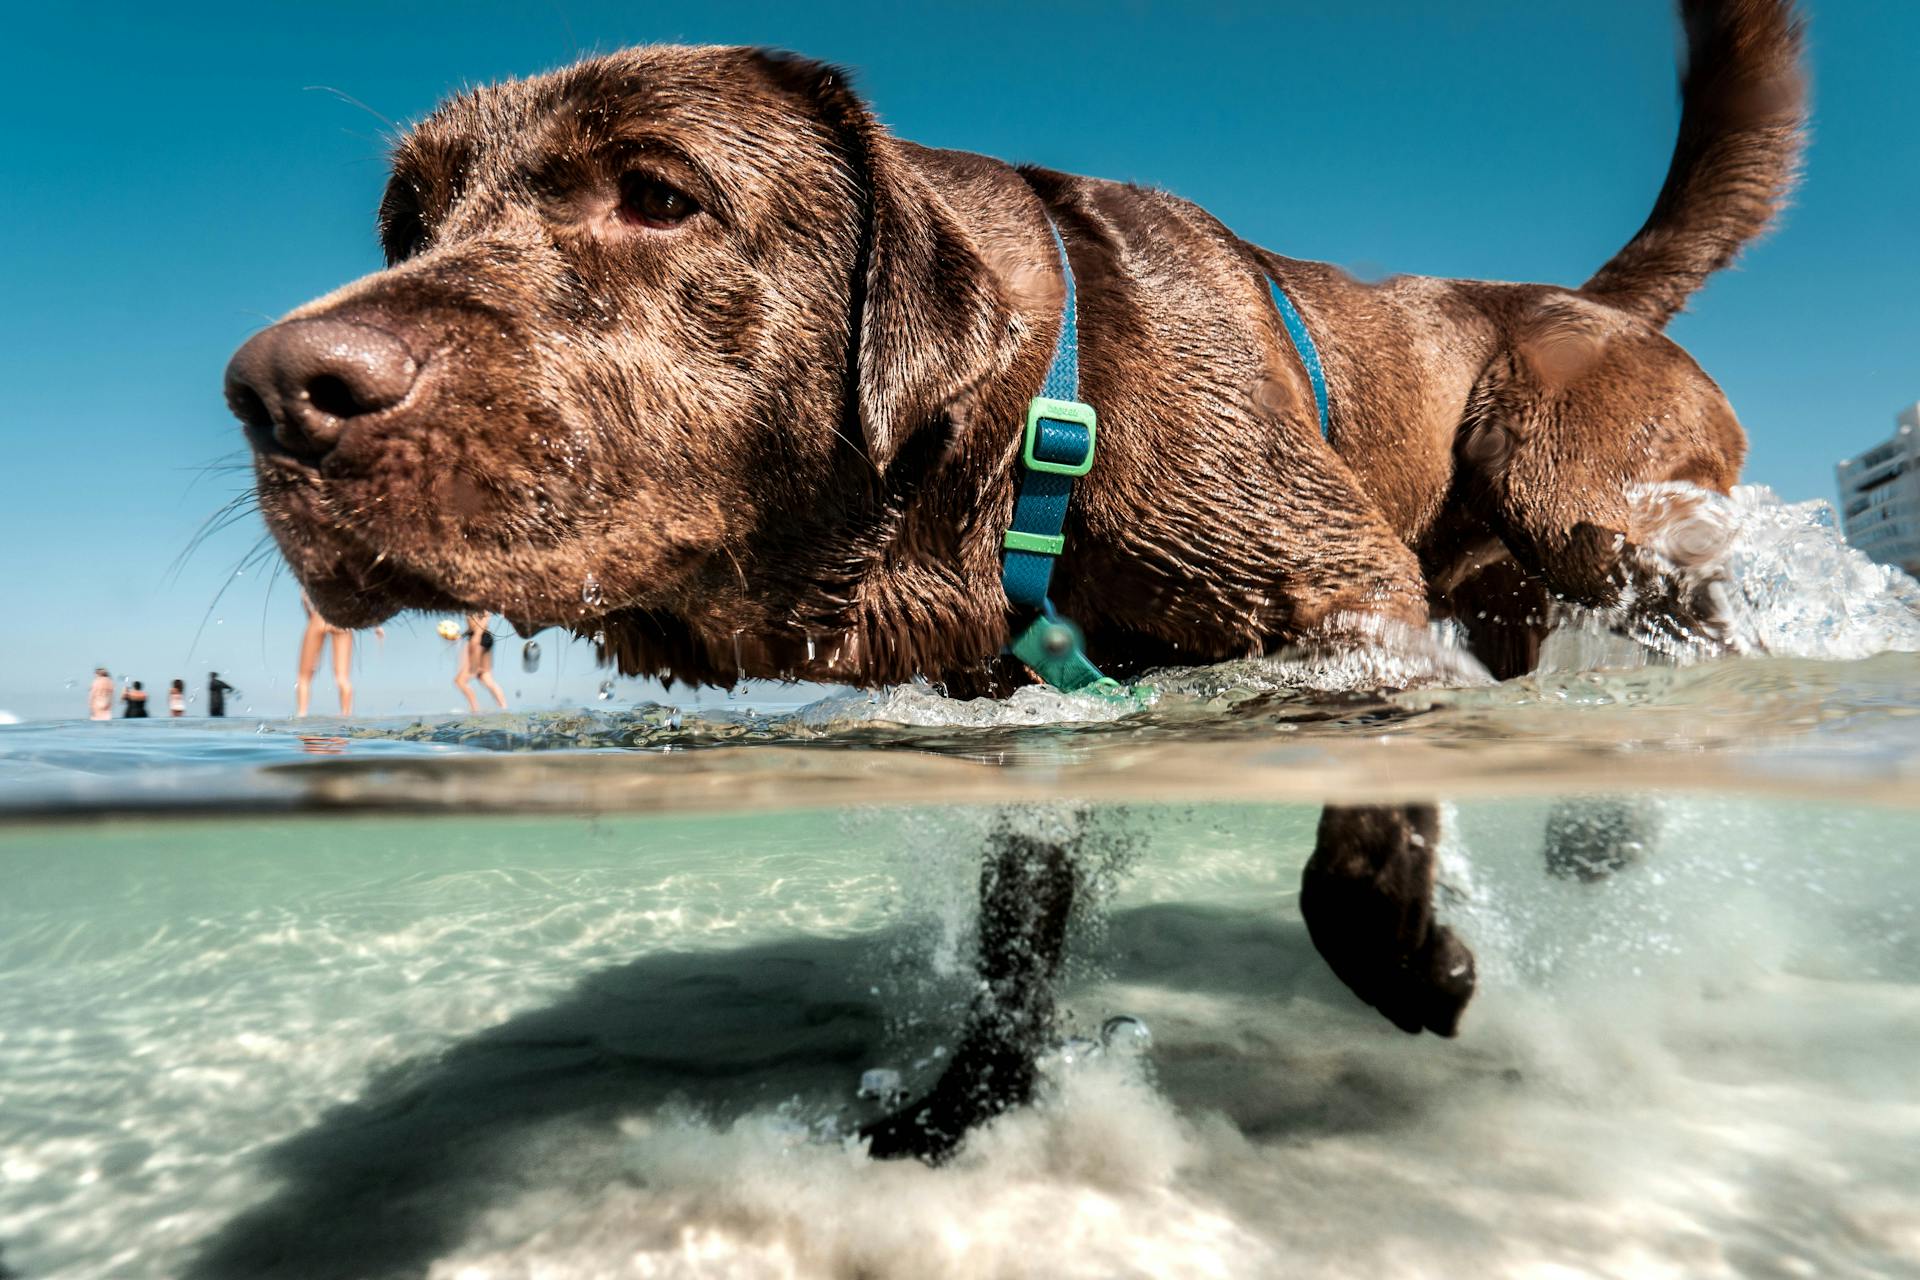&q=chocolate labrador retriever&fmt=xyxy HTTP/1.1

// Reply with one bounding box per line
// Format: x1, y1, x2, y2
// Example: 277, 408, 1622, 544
225, 0, 1805, 1159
